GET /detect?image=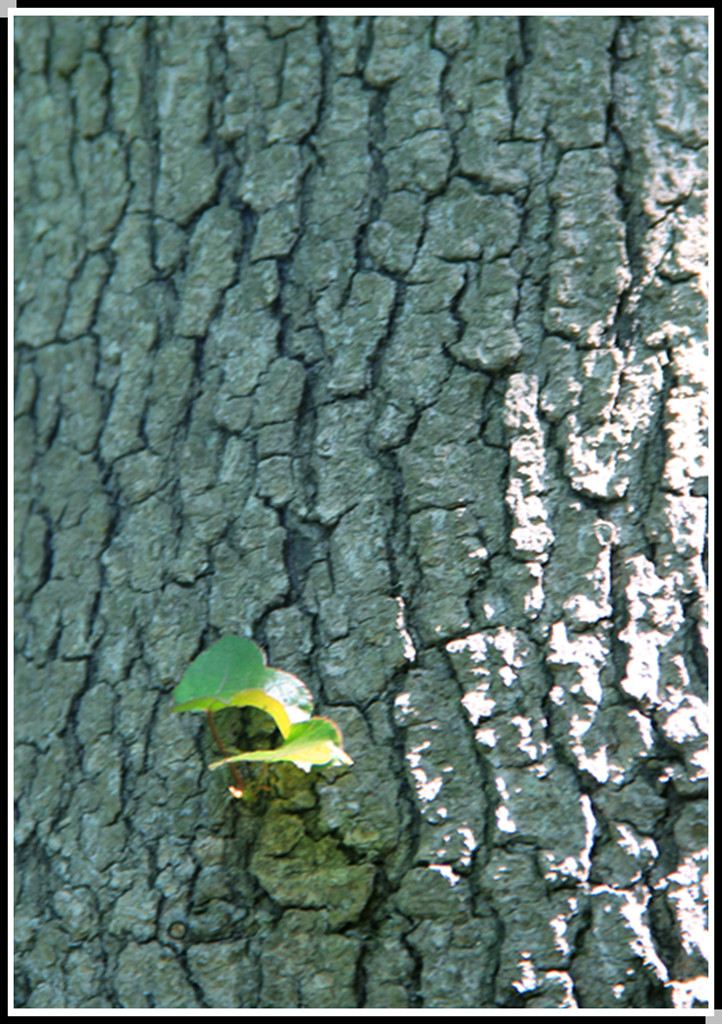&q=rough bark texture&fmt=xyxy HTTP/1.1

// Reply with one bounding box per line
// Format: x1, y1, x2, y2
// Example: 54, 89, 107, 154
13, 15, 708, 1009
